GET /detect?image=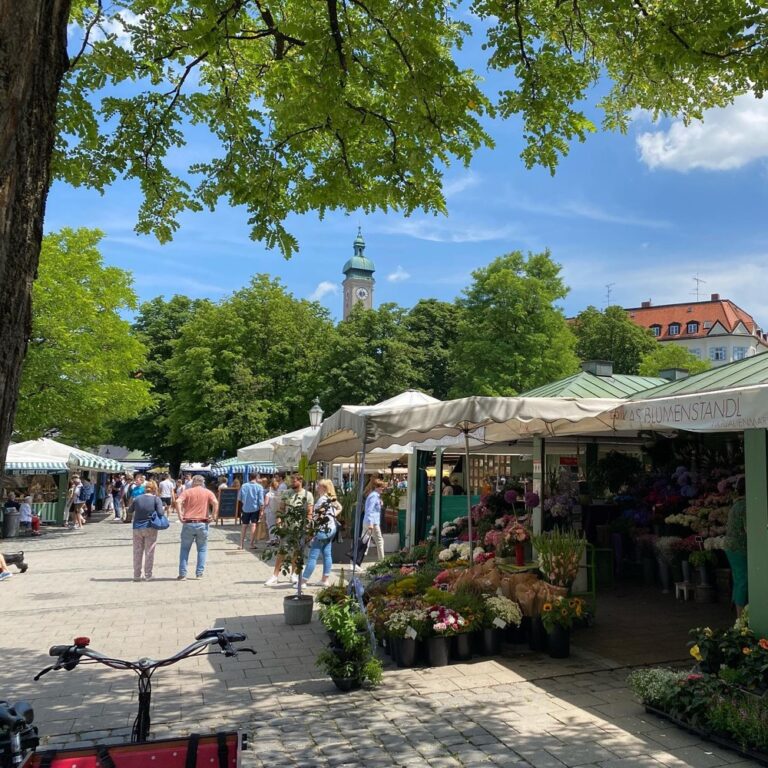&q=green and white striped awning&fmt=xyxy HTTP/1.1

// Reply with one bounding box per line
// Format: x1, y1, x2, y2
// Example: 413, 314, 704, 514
210, 458, 277, 474
68, 449, 123, 472
4, 439, 124, 475
4, 460, 69, 475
